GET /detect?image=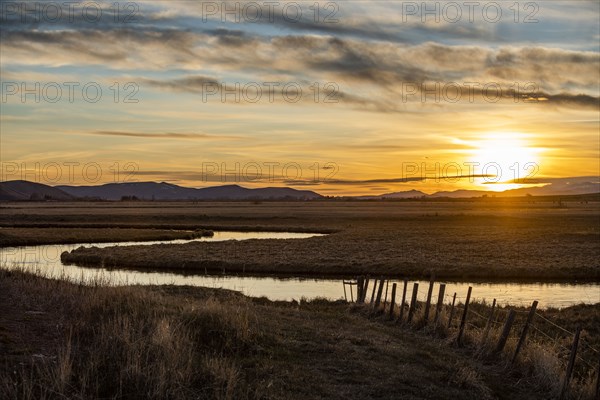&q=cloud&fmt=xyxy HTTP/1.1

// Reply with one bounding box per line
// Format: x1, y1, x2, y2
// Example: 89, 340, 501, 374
90, 131, 241, 140
284, 174, 494, 186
